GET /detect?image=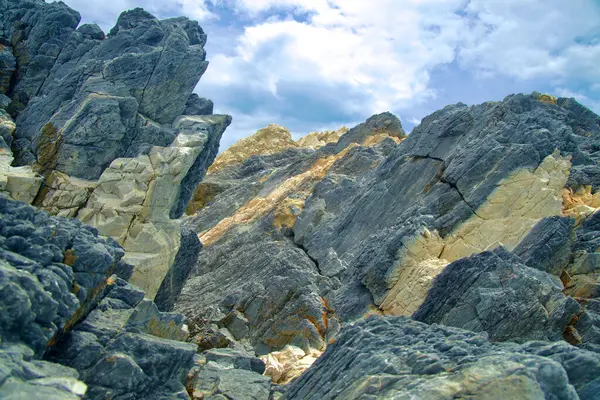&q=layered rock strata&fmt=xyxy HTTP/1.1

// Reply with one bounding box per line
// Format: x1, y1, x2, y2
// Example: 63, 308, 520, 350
178, 94, 600, 389
286, 317, 600, 399
0, 0, 231, 298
